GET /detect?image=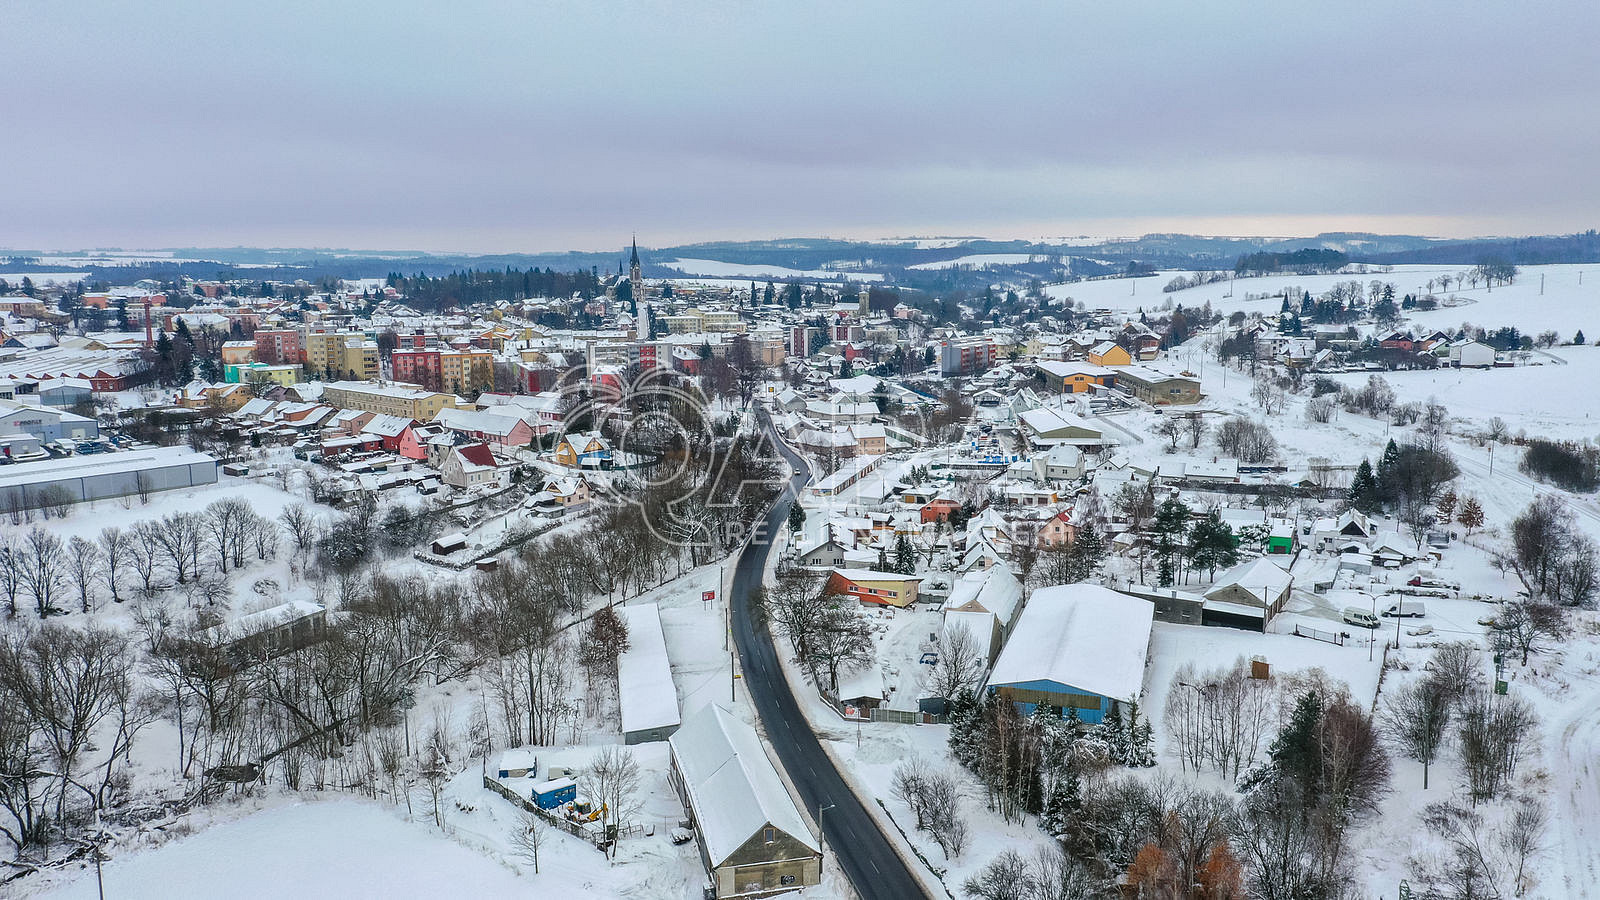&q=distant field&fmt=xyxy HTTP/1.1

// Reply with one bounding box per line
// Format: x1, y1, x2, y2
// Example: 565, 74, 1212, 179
1046, 263, 1600, 339
1329, 345, 1600, 441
